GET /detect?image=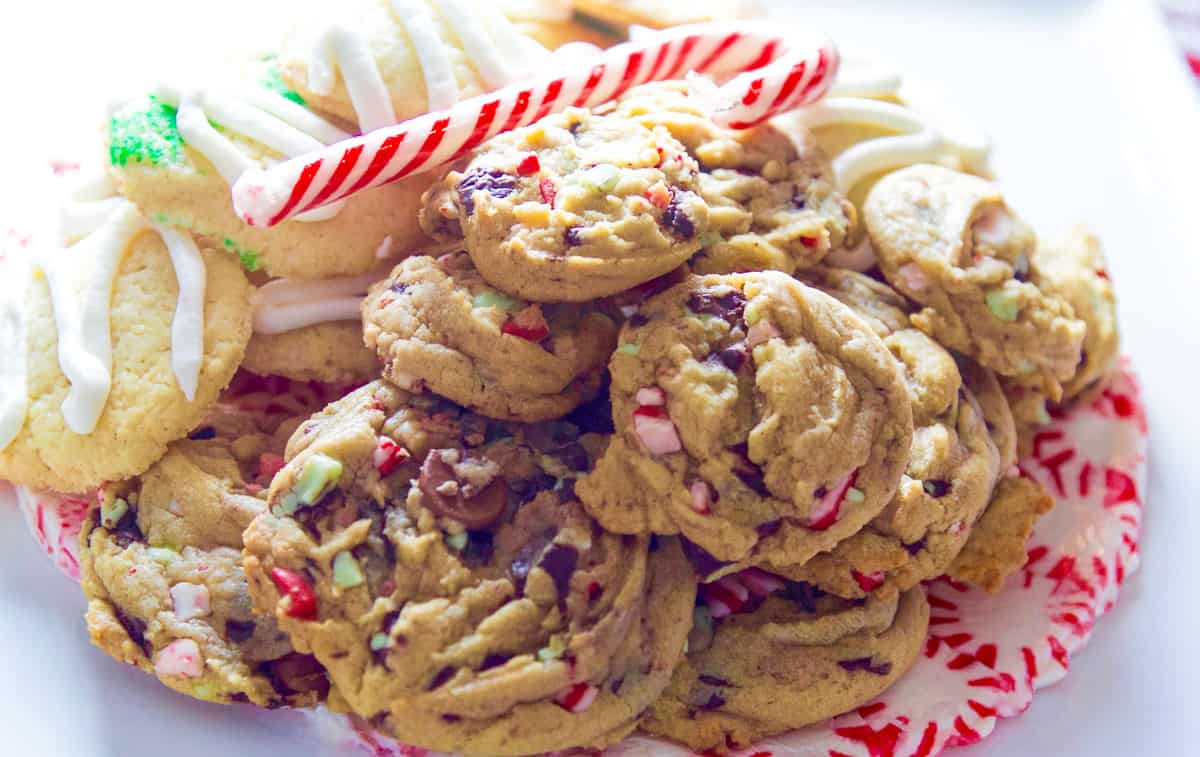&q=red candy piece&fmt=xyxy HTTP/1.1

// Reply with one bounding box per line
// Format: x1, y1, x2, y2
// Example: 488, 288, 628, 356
270, 567, 318, 621
555, 682, 599, 713
373, 438, 410, 477
517, 153, 541, 176
809, 470, 858, 530
800, 236, 819, 249
539, 177, 557, 207
645, 184, 671, 209
503, 305, 550, 342
853, 569, 886, 592
258, 453, 286, 481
